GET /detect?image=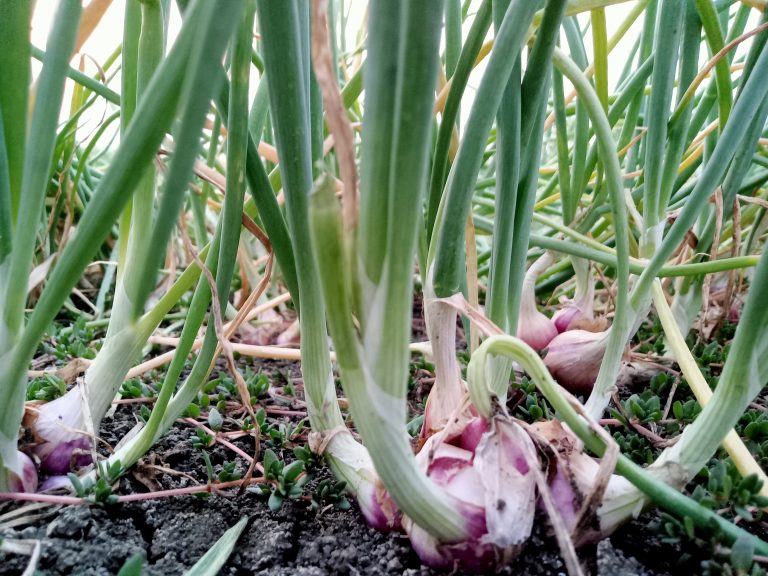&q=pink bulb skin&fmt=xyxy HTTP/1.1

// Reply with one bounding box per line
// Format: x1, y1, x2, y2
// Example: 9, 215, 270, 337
408, 523, 453, 570
549, 463, 579, 532
409, 526, 505, 573
38, 437, 92, 474
407, 418, 536, 572
31, 387, 92, 473
552, 304, 582, 333
517, 313, 558, 351
458, 417, 488, 453
40, 474, 73, 493
544, 329, 608, 394
728, 301, 742, 323
9, 451, 38, 493
359, 494, 390, 531
357, 484, 402, 533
